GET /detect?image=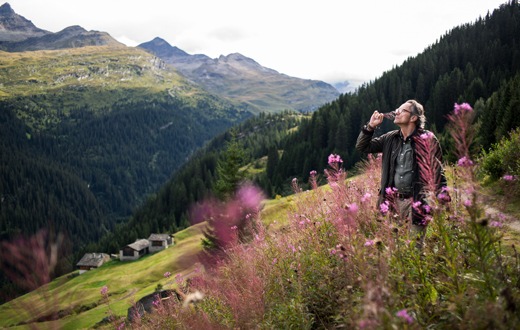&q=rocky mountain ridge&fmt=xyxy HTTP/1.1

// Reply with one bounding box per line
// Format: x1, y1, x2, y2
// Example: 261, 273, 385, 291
139, 37, 340, 113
